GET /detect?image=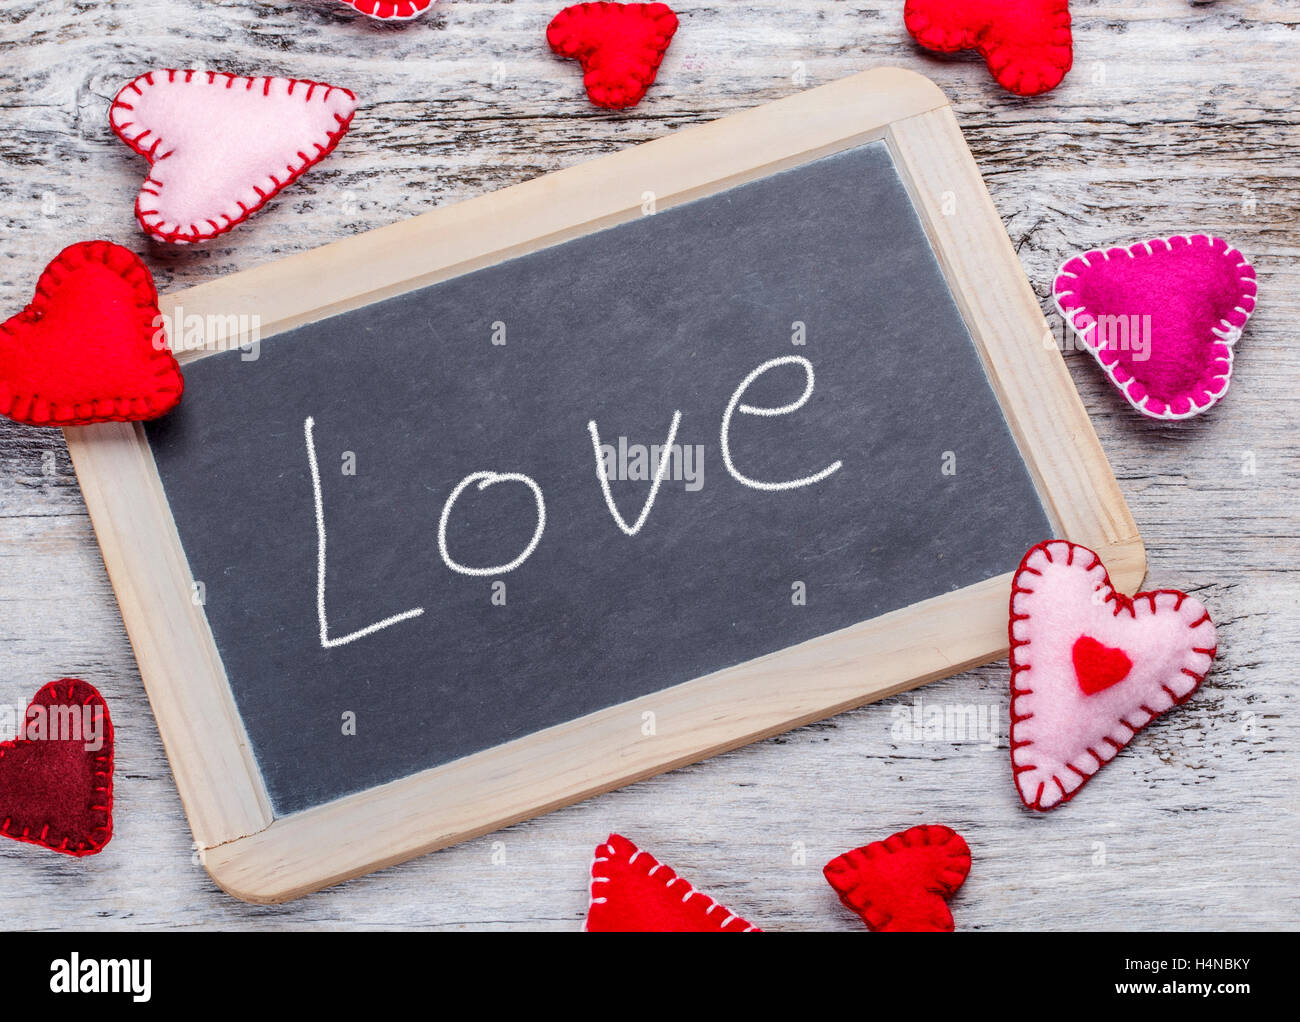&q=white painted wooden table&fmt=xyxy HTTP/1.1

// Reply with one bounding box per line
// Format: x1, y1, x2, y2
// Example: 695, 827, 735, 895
1, 0, 1296, 930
